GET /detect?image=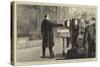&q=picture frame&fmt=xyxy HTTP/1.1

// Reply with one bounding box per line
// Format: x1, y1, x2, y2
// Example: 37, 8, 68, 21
11, 1, 97, 66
